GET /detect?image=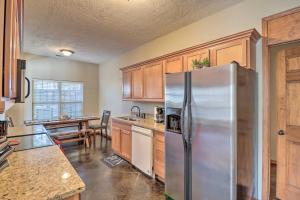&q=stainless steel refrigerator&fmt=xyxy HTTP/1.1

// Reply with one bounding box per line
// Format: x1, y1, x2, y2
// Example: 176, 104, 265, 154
165, 63, 257, 200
